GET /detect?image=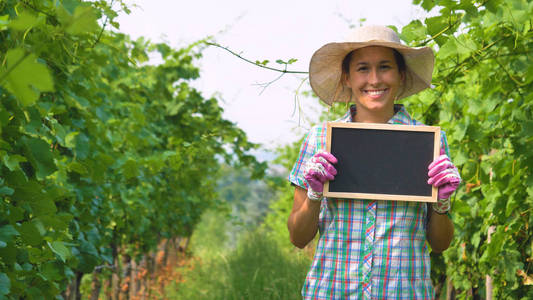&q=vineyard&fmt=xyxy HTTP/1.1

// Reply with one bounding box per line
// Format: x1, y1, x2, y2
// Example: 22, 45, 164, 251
0, 0, 532, 299
0, 0, 265, 298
